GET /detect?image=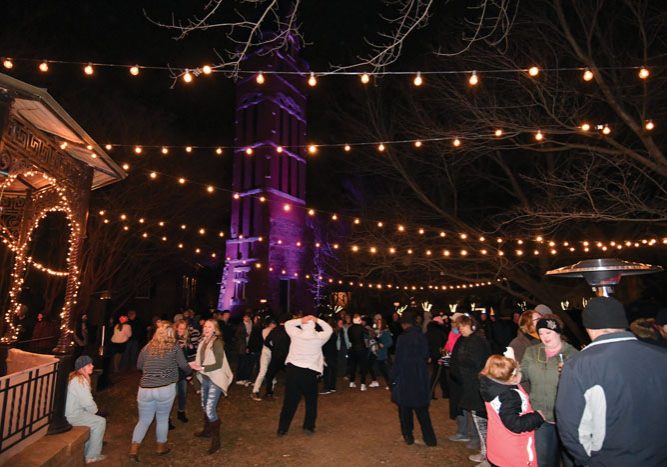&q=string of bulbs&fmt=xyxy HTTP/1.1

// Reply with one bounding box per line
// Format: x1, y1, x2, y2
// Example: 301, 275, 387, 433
1, 56, 654, 86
